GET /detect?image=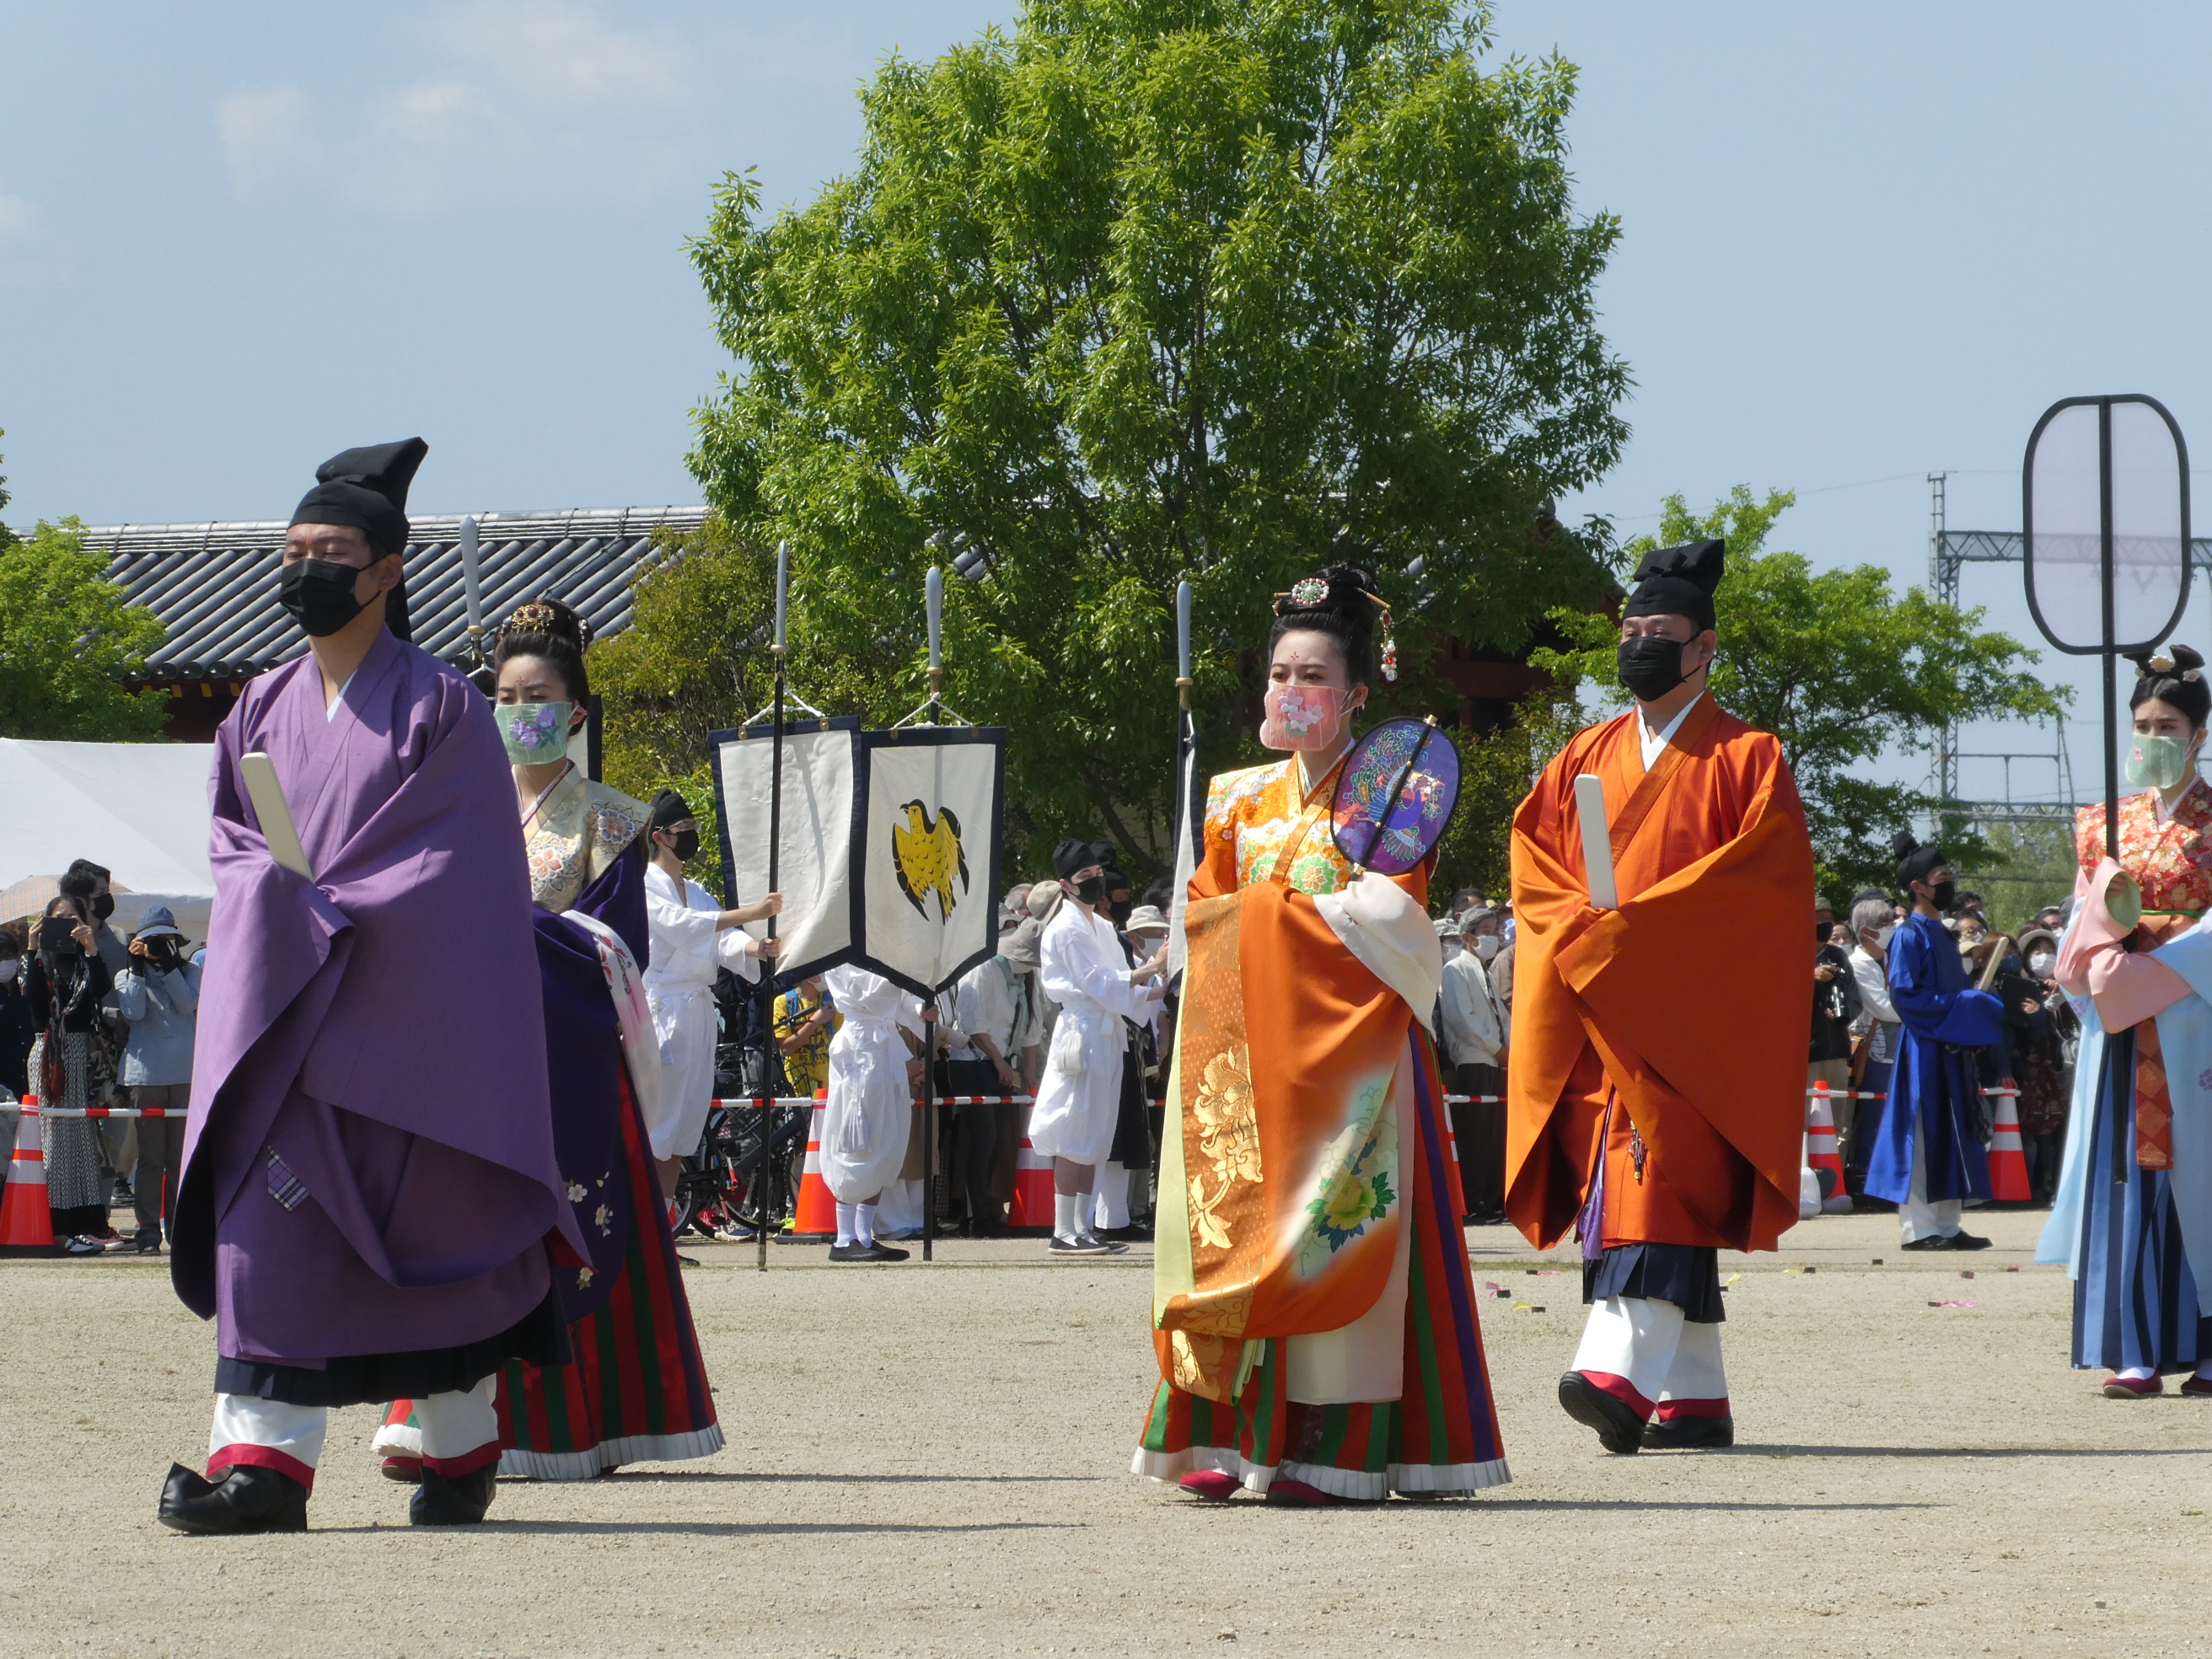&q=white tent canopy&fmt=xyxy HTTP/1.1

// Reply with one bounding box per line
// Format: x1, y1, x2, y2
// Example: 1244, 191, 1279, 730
0, 739, 215, 938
